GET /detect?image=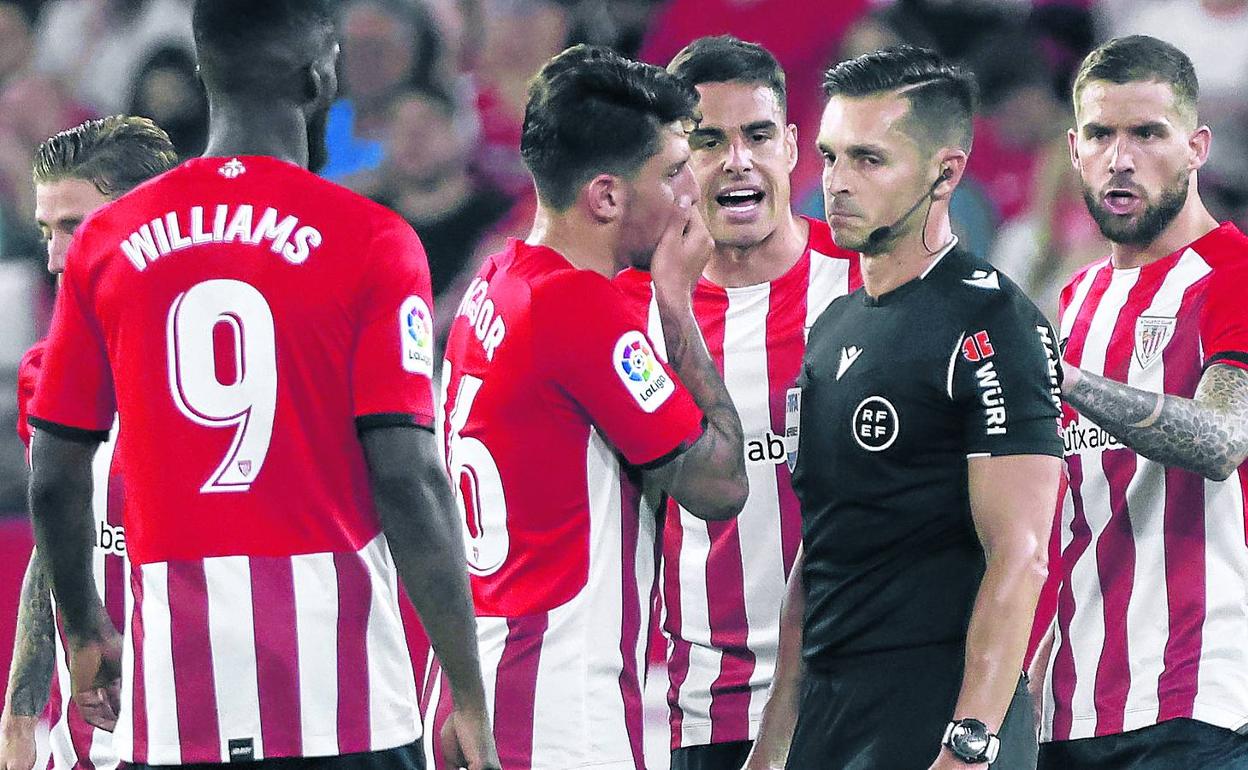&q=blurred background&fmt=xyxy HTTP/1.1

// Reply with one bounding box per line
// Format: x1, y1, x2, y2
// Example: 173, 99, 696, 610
0, 0, 1246, 528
